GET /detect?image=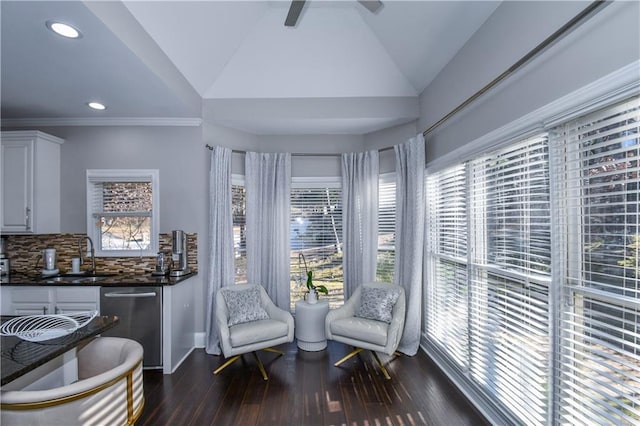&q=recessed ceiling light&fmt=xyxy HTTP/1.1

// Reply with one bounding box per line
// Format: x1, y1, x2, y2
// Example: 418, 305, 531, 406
46, 20, 82, 39
87, 102, 106, 111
